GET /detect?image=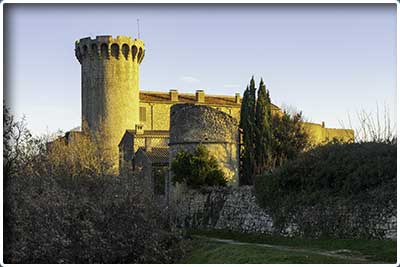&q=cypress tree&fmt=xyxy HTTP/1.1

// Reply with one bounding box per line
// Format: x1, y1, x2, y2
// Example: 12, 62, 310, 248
239, 87, 250, 185
239, 86, 249, 132
239, 77, 257, 185
255, 78, 273, 175
248, 76, 257, 183
248, 77, 257, 119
